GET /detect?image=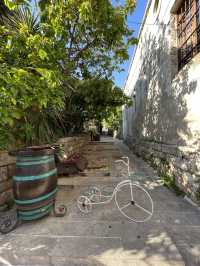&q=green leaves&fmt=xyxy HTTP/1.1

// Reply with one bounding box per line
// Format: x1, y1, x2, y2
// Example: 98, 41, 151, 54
4, 0, 27, 9
154, 0, 160, 12
0, 5, 66, 148
12, 110, 21, 119
67, 78, 132, 126
4, 0, 18, 10
79, 1, 92, 21
39, 0, 137, 78
125, 0, 136, 14
0, 0, 137, 149
38, 49, 48, 60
